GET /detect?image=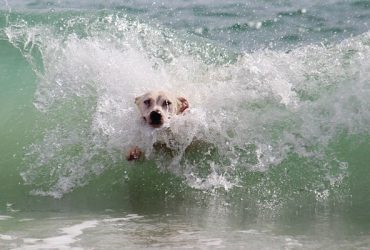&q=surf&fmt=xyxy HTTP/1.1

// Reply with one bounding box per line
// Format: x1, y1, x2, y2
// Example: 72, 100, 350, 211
1, 10, 369, 203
